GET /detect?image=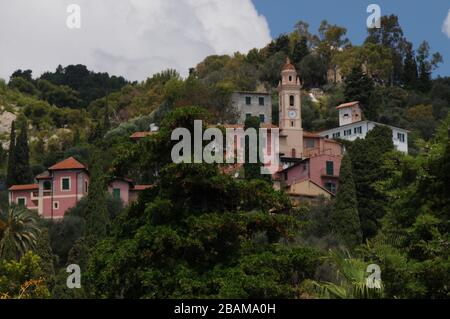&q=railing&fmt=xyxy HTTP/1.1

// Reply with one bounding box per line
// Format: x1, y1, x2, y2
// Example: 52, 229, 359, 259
320, 167, 339, 178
